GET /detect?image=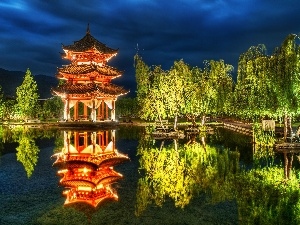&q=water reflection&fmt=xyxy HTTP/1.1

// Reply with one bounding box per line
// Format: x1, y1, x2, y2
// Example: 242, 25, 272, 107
136, 126, 300, 224
51, 129, 129, 208
2, 125, 60, 177
136, 130, 239, 216
1, 125, 300, 224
